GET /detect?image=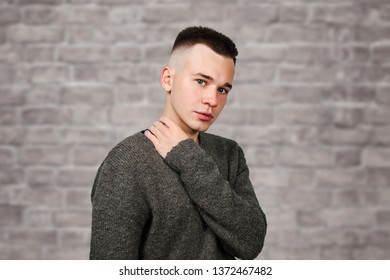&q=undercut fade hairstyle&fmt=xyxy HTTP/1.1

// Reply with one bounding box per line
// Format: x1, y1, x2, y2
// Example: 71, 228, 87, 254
171, 26, 238, 65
